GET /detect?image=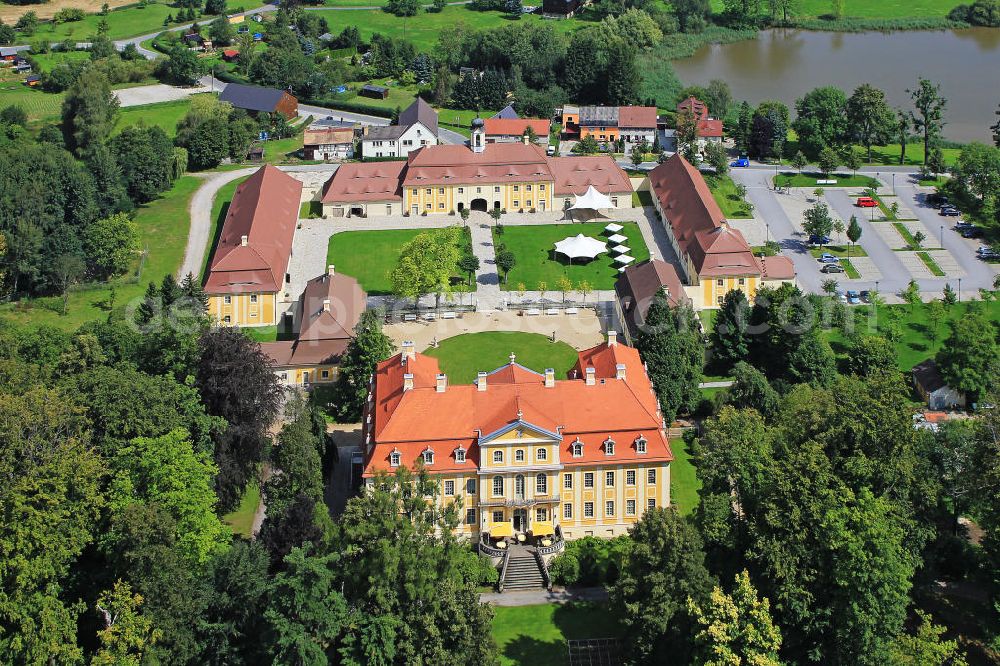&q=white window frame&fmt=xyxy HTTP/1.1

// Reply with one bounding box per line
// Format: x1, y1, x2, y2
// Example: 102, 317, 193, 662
606, 471, 615, 487
455, 448, 466, 463
493, 450, 503, 464
422, 450, 434, 465
626, 499, 636, 515
584, 502, 594, 518
647, 469, 656, 484
647, 498, 656, 510
223, 295, 232, 304
636, 436, 647, 454
536, 474, 547, 494
584, 472, 594, 488
515, 449, 525, 462
535, 508, 547, 522
492, 510, 504, 524
564, 503, 573, 519
492, 476, 504, 496
444, 480, 455, 496
606, 500, 615, 516
390, 451, 401, 467
626, 470, 636, 486
536, 448, 547, 461
564, 473, 573, 489
572, 441, 583, 457
604, 438, 615, 455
